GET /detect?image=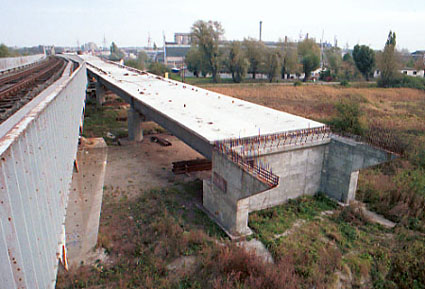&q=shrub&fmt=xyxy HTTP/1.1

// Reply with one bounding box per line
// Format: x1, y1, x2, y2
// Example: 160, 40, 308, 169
206, 245, 299, 289
293, 81, 302, 86
330, 99, 363, 135
148, 62, 169, 76
387, 232, 425, 289
378, 75, 425, 90
340, 80, 350, 87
